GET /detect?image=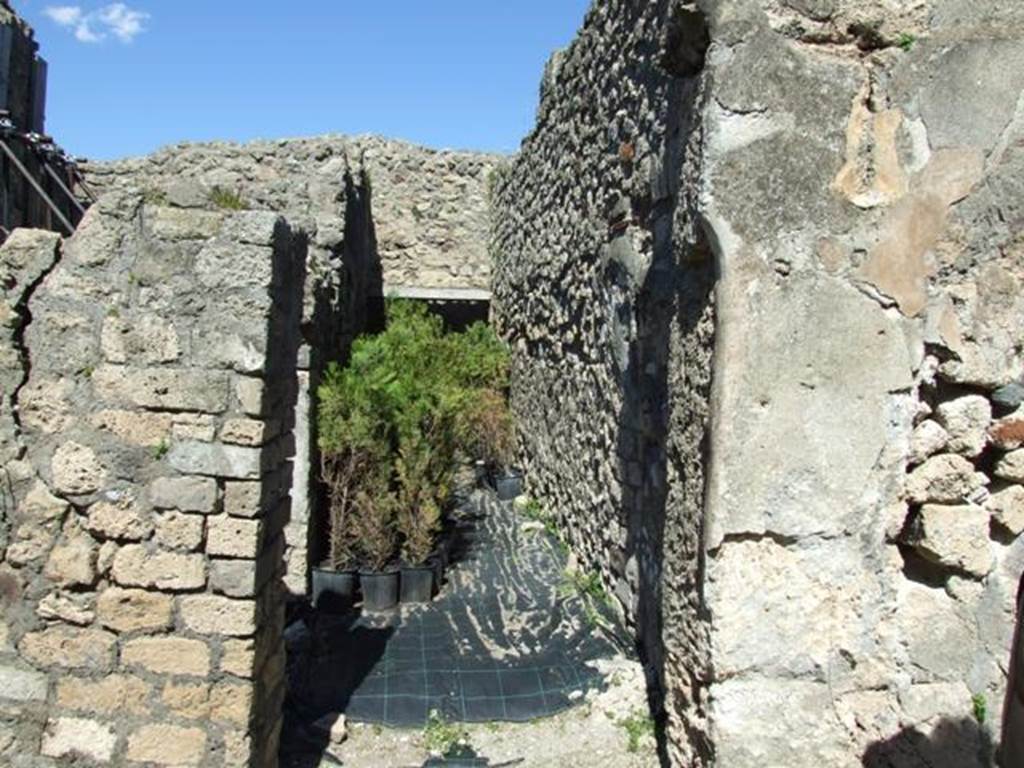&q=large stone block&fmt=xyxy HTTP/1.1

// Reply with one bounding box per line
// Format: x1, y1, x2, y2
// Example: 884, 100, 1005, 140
220, 211, 284, 246
91, 409, 172, 447
127, 724, 207, 766
223, 479, 263, 517
100, 314, 181, 364
122, 637, 210, 677
56, 674, 152, 715
96, 587, 174, 633
210, 558, 261, 598
149, 205, 223, 240
86, 498, 152, 541
162, 681, 211, 720
0, 665, 48, 701
51, 441, 105, 495
17, 480, 68, 523
196, 240, 275, 292
210, 681, 252, 726
207, 516, 261, 558
154, 511, 205, 551
221, 418, 279, 447
172, 412, 217, 442
111, 544, 206, 591
710, 680, 854, 768
168, 440, 264, 479
19, 627, 117, 671
148, 475, 218, 513
236, 376, 267, 416
220, 639, 257, 679
178, 594, 257, 637
92, 365, 230, 413
41, 717, 117, 763
44, 533, 97, 587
